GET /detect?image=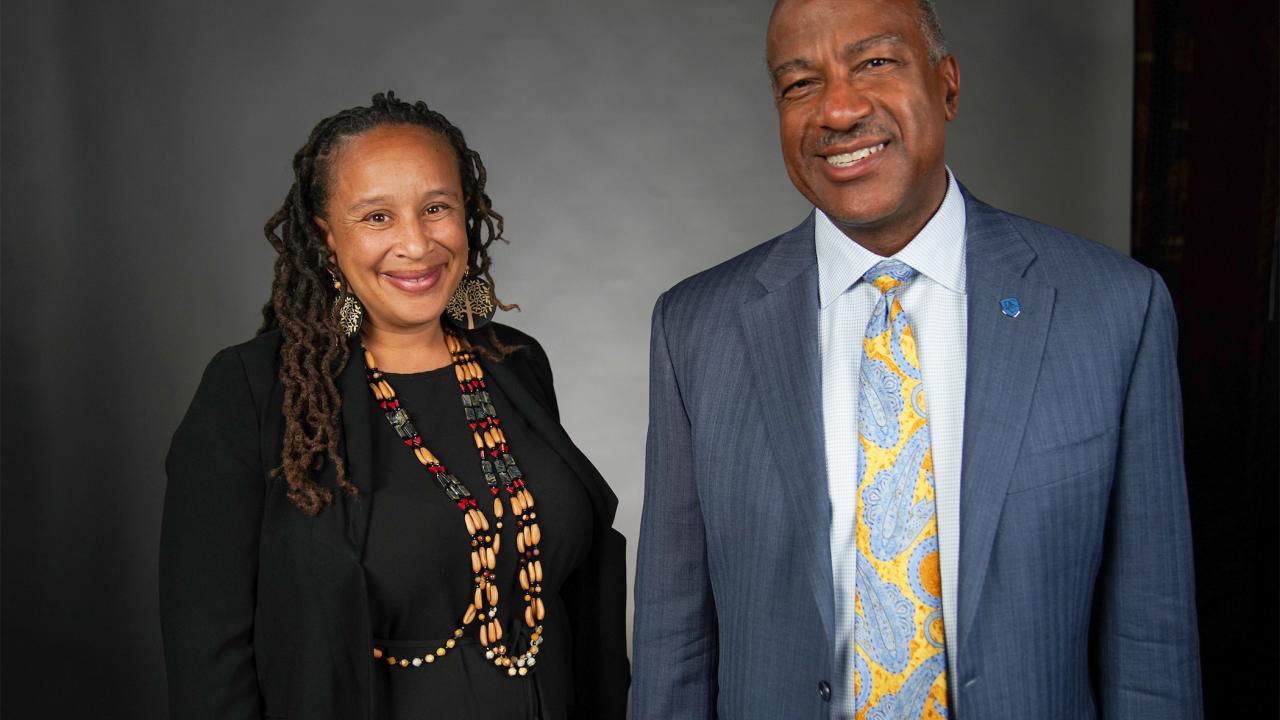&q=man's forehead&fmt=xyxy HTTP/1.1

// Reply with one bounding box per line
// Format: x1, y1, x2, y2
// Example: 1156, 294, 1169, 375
768, 0, 919, 53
